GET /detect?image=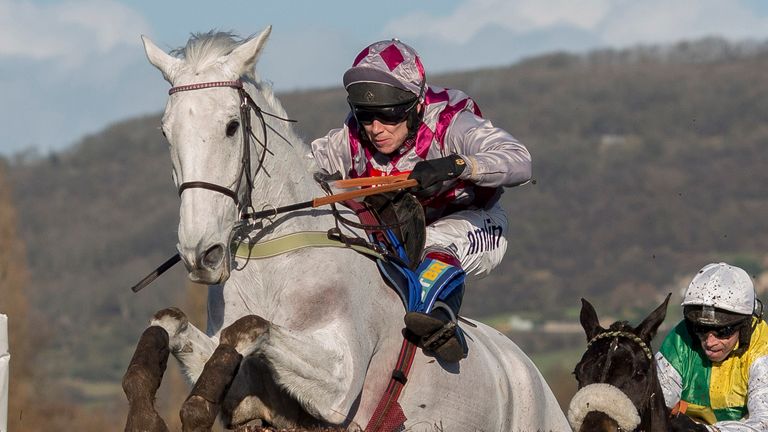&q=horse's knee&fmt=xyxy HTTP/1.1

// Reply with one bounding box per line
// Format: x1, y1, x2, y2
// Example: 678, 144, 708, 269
220, 315, 270, 351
